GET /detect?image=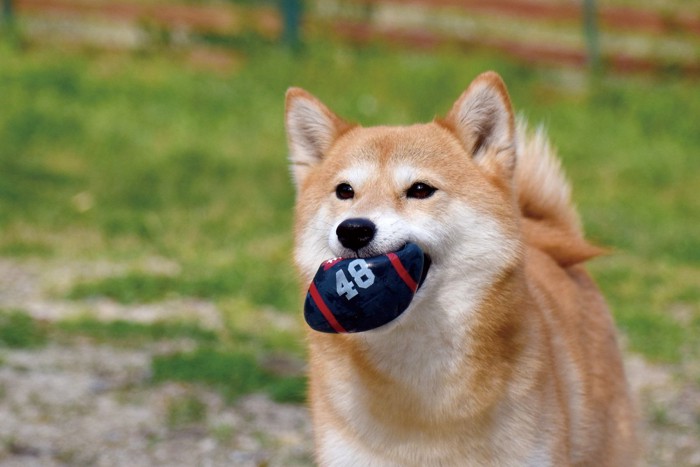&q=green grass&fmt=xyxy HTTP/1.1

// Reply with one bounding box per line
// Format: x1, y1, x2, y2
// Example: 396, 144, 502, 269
152, 347, 306, 403
0, 308, 306, 402
66, 265, 295, 310
165, 394, 208, 428
56, 317, 219, 345
0, 36, 698, 375
0, 309, 48, 348
55, 311, 307, 402
591, 256, 700, 363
